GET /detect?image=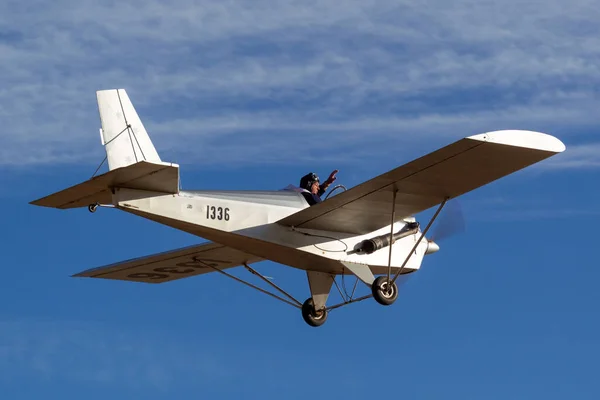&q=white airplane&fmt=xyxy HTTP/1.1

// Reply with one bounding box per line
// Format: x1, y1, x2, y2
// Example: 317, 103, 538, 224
31, 89, 566, 327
